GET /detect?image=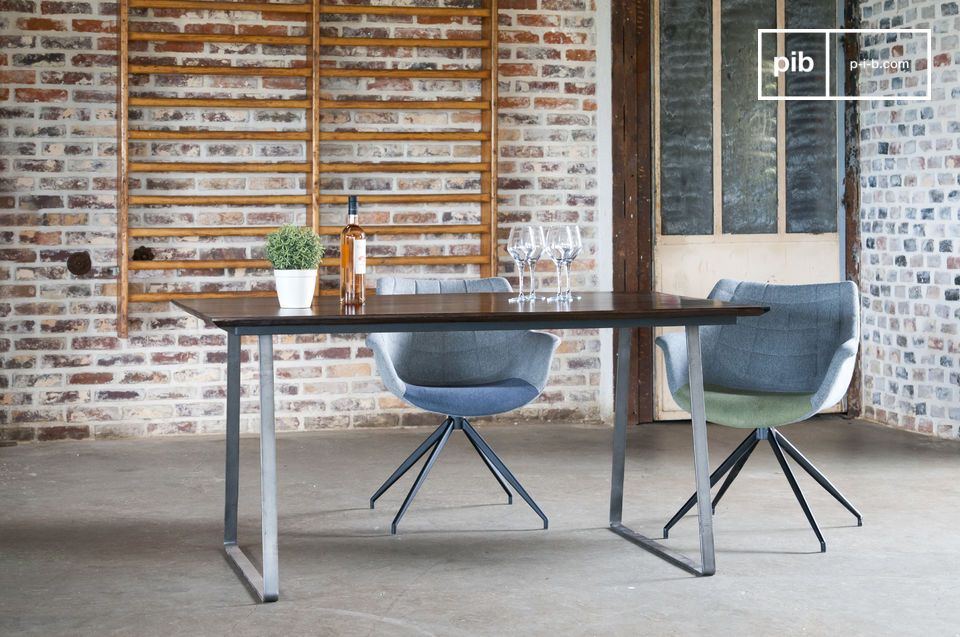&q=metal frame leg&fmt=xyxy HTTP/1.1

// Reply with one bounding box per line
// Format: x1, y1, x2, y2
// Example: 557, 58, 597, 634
370, 417, 453, 509
772, 429, 863, 526
461, 419, 548, 529
768, 433, 826, 553
662, 429, 759, 538
391, 423, 453, 534
710, 435, 758, 513
460, 418, 513, 504
608, 326, 717, 577
223, 333, 281, 603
